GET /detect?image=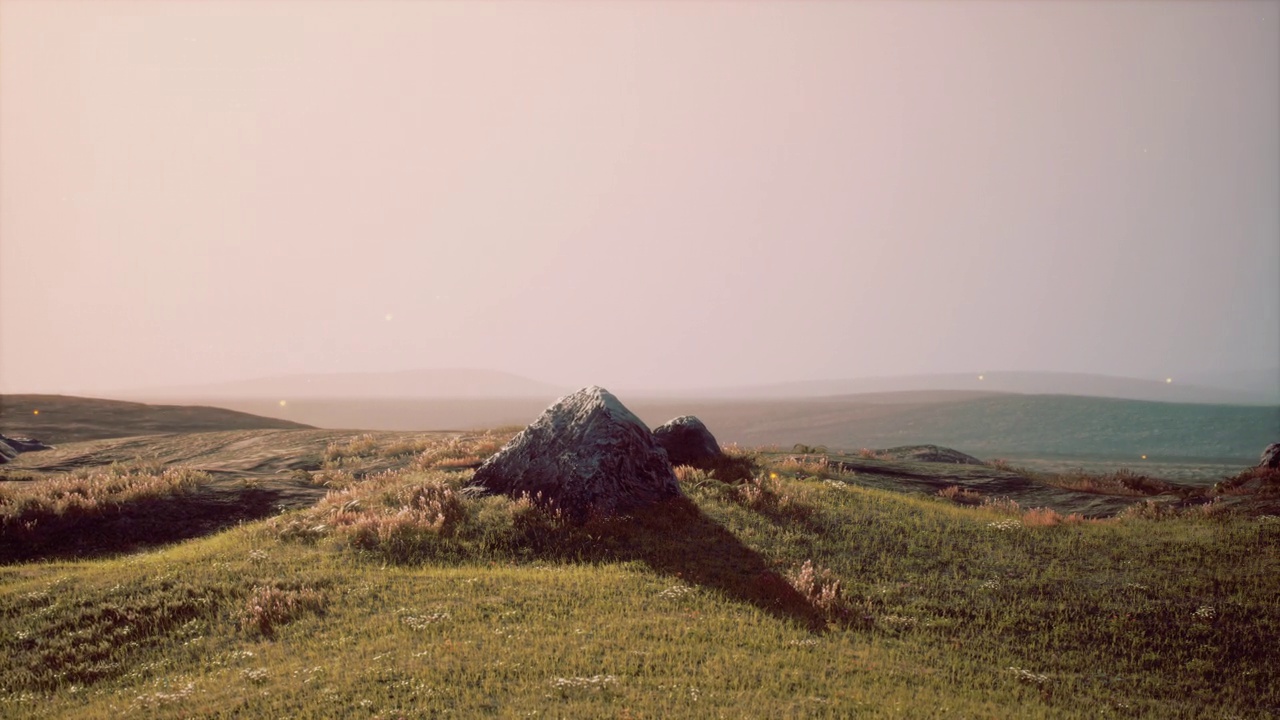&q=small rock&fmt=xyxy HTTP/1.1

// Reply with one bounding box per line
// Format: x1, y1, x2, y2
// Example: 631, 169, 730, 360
1260, 443, 1280, 470
0, 435, 54, 453
471, 386, 681, 520
652, 416, 723, 467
